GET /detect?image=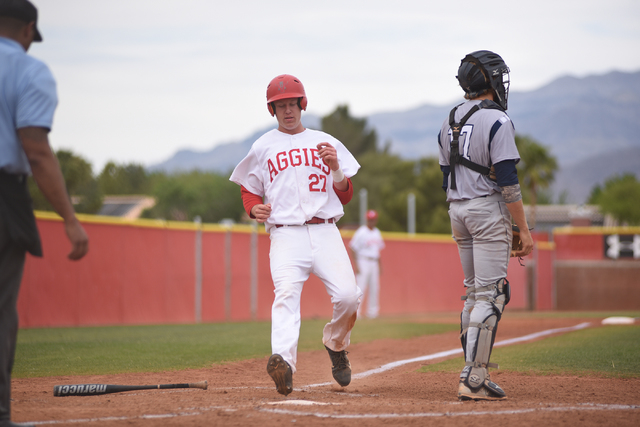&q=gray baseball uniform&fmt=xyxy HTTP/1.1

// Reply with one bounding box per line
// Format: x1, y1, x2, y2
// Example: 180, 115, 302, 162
438, 99, 519, 368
